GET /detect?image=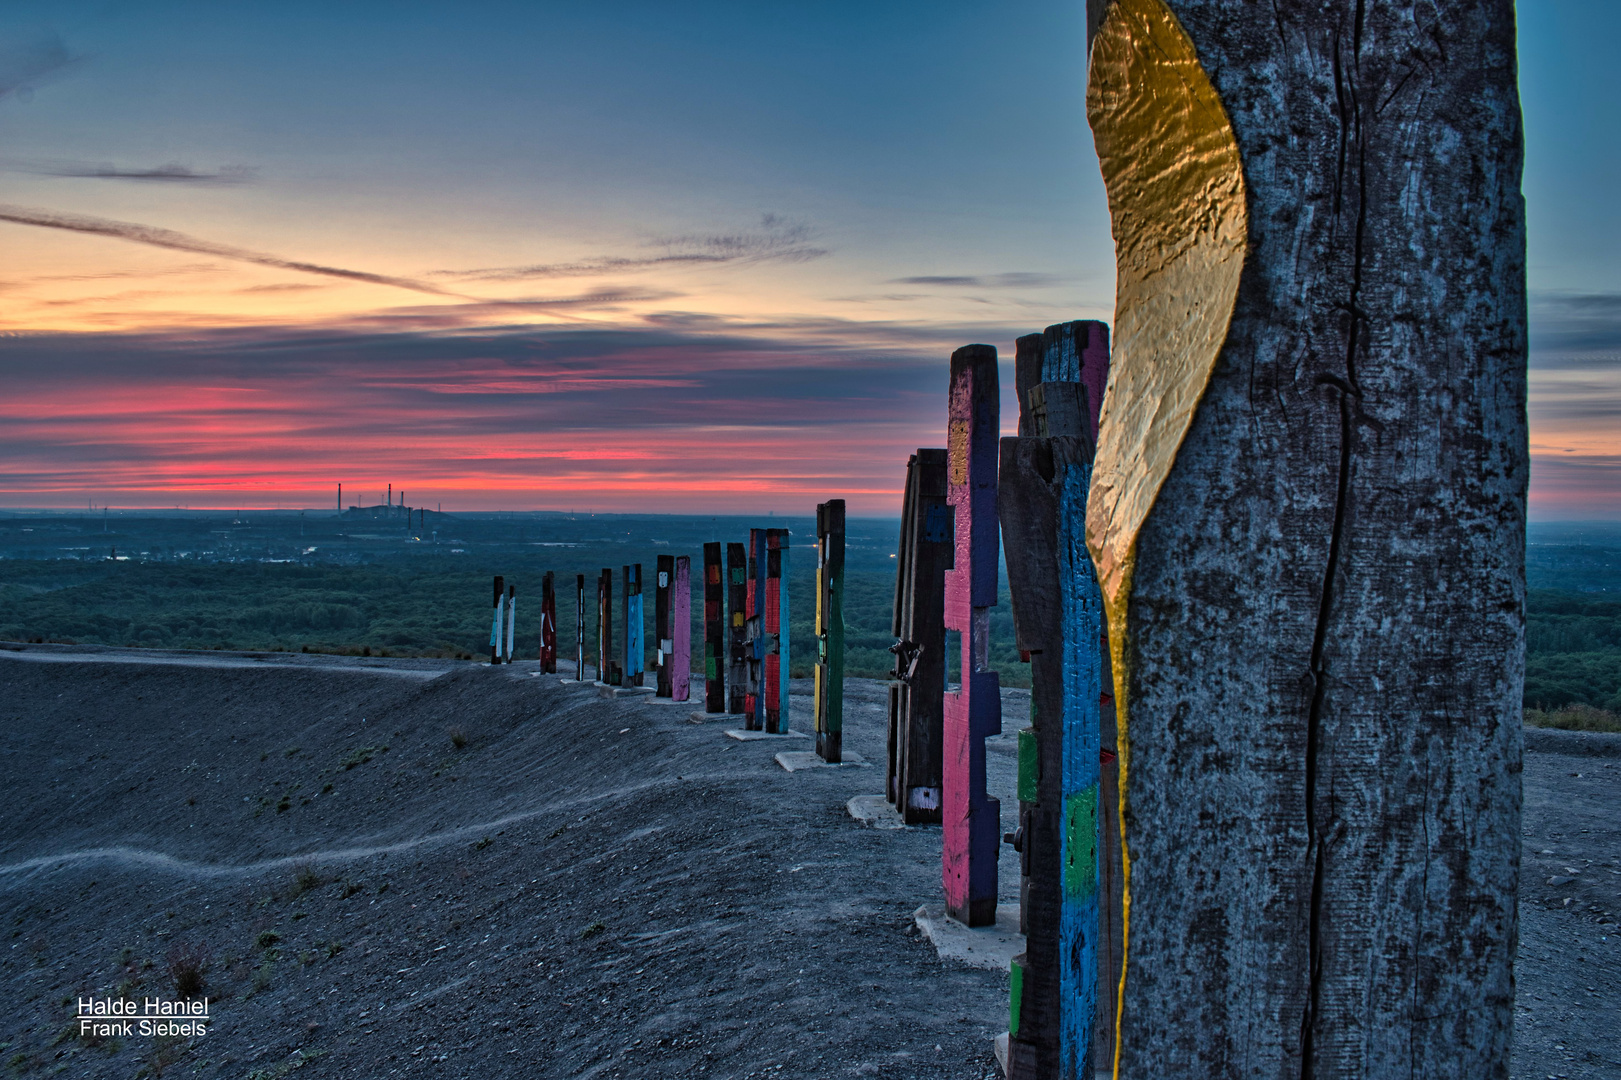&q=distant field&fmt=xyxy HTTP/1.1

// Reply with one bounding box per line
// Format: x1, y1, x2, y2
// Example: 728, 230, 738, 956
0, 511, 1033, 688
